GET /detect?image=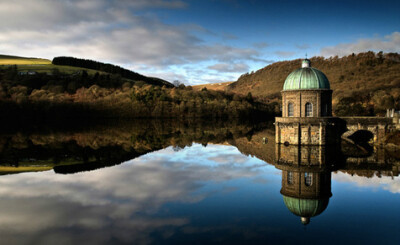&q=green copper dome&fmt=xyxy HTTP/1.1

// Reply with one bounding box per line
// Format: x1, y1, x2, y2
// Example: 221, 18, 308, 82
283, 59, 330, 90
283, 195, 329, 219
